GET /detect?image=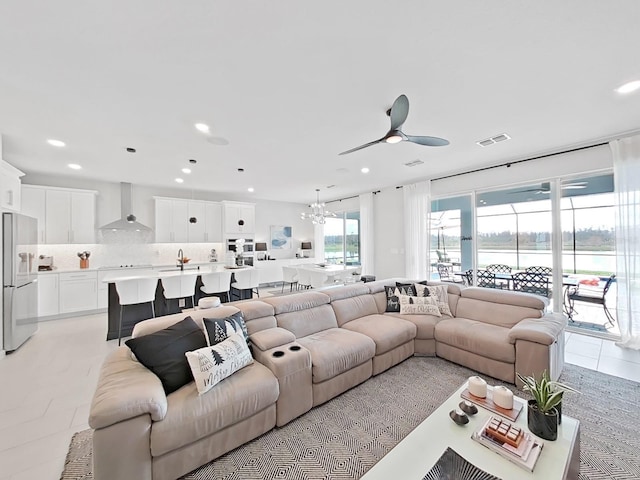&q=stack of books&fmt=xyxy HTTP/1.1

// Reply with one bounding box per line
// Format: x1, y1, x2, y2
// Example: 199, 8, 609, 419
471, 415, 544, 472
